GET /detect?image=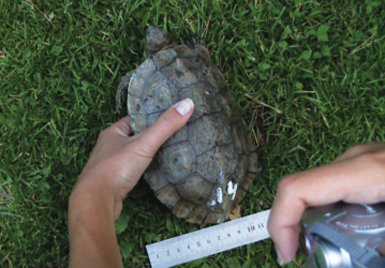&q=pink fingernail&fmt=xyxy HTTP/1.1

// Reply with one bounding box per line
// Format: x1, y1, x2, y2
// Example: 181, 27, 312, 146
175, 98, 194, 117
275, 246, 285, 266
